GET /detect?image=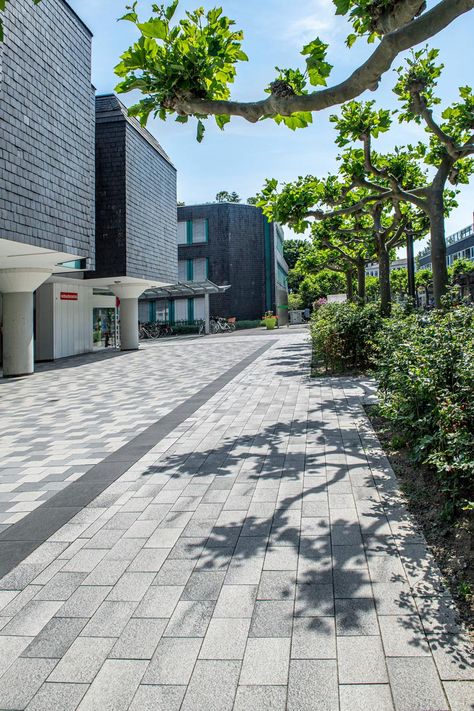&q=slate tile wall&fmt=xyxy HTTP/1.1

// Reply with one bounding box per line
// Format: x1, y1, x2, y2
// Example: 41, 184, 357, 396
0, 0, 95, 262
